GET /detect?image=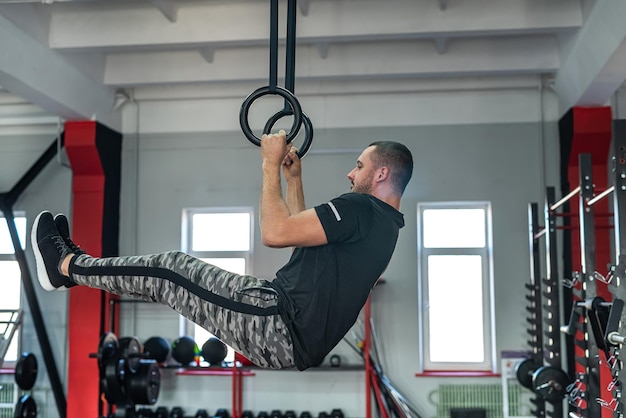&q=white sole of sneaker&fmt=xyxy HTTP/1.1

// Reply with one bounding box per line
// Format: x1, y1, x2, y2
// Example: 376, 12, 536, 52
31, 211, 58, 292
